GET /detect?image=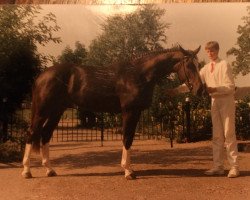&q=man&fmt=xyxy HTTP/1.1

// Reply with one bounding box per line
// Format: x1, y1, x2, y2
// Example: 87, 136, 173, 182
168, 41, 240, 178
